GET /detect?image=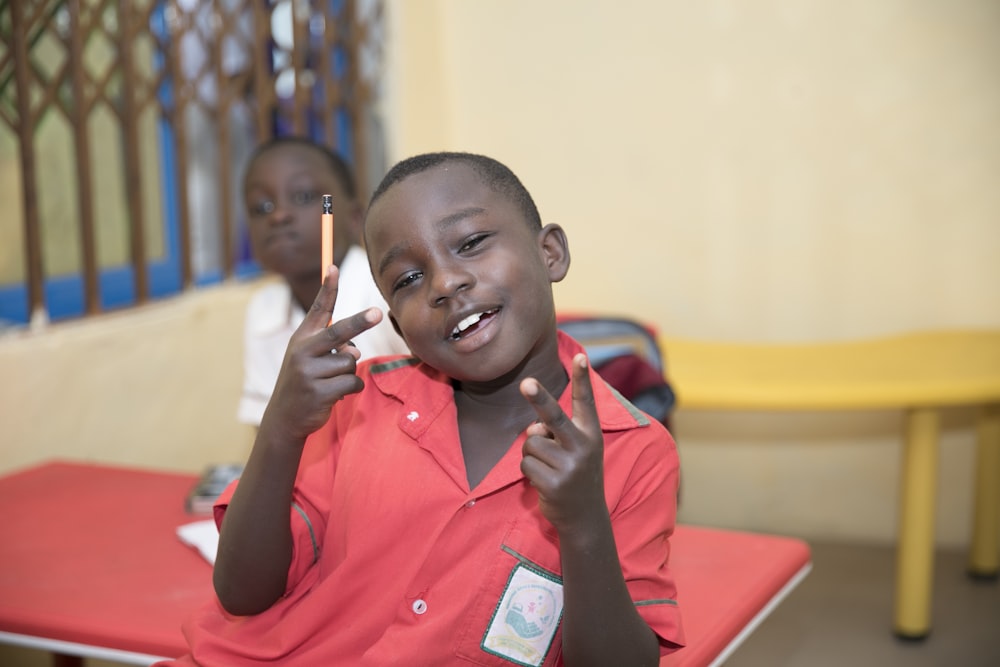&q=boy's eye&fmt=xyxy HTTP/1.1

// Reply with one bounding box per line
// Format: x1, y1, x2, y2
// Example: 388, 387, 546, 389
392, 271, 422, 293
291, 190, 320, 207
459, 233, 490, 253
249, 200, 274, 217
